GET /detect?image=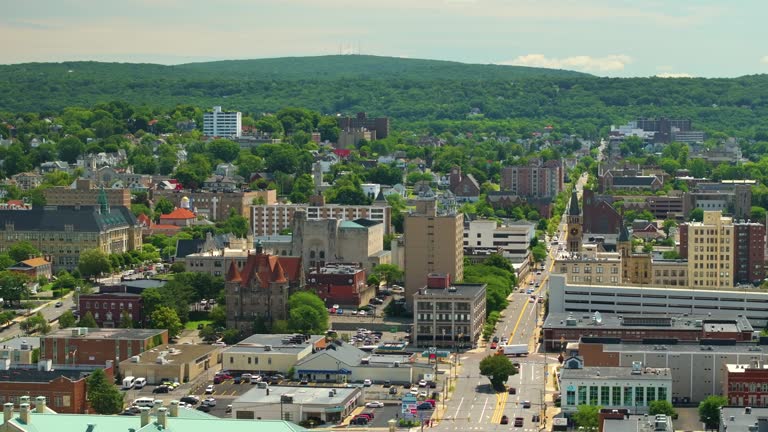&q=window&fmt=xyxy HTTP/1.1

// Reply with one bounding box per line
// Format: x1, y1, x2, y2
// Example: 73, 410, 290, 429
230, 357, 234, 364
566, 389, 576, 406
255, 357, 259, 365
268, 358, 272, 365
624, 387, 633, 406
589, 386, 598, 405
248, 357, 251, 364
658, 387, 667, 401
635, 387, 644, 405
647, 387, 656, 403
612, 387, 622, 406
578, 386, 587, 405
600, 387, 610, 405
